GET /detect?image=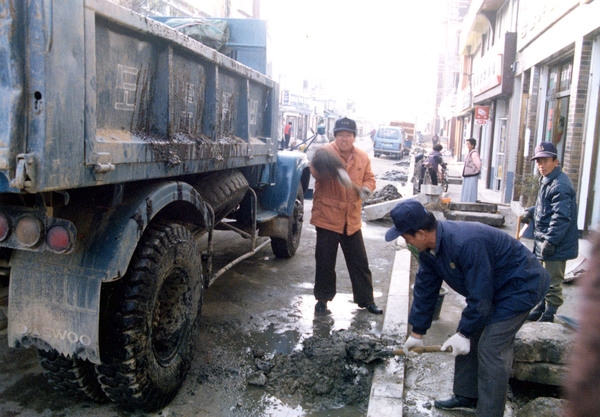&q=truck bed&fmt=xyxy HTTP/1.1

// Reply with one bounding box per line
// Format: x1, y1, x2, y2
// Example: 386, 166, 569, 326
0, 0, 279, 193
